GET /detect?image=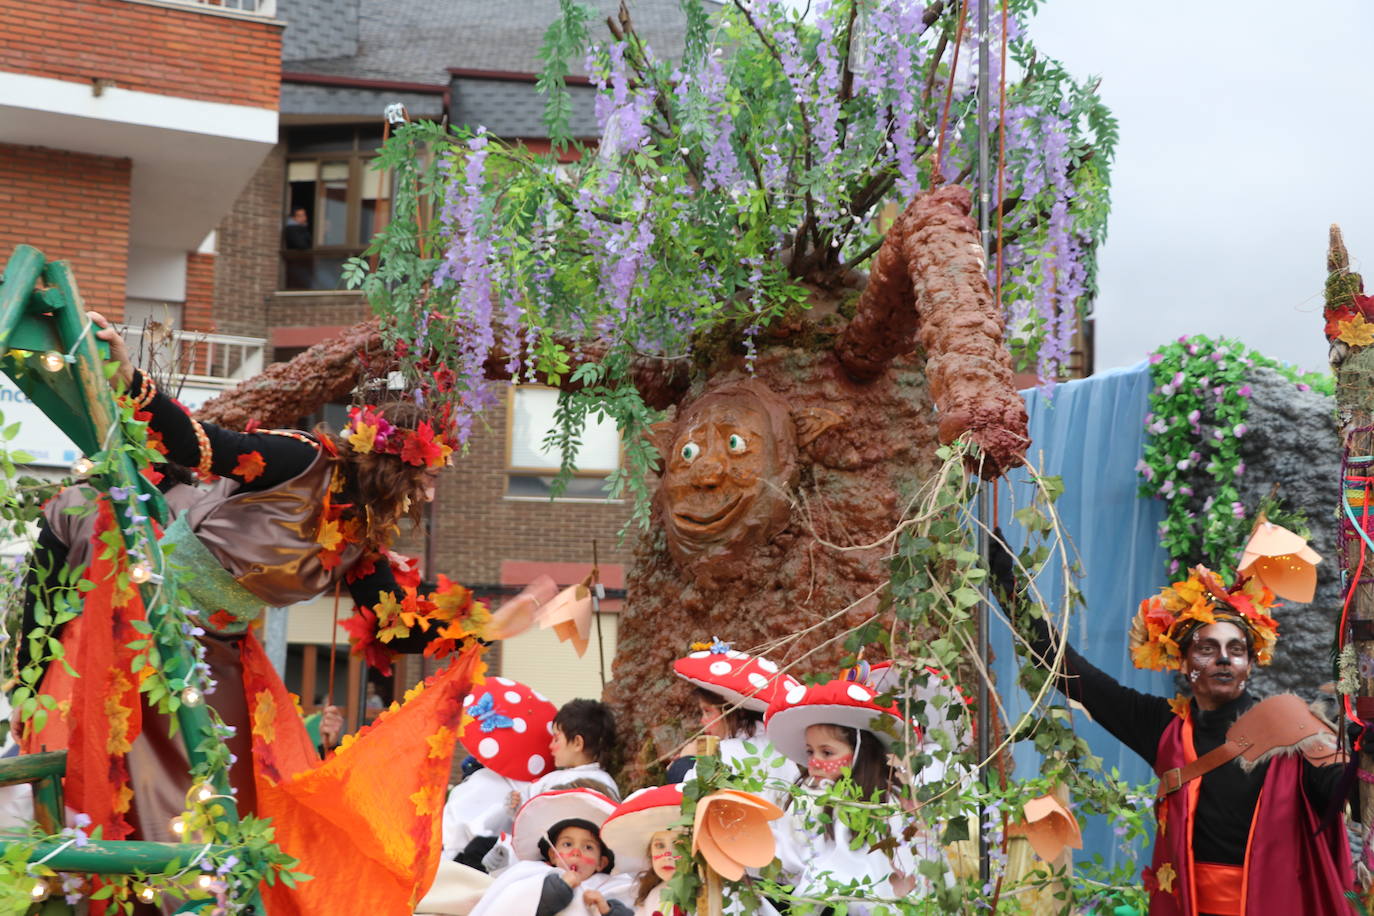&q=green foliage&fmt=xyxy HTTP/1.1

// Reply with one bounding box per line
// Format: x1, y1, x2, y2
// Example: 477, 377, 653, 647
1139, 334, 1331, 576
